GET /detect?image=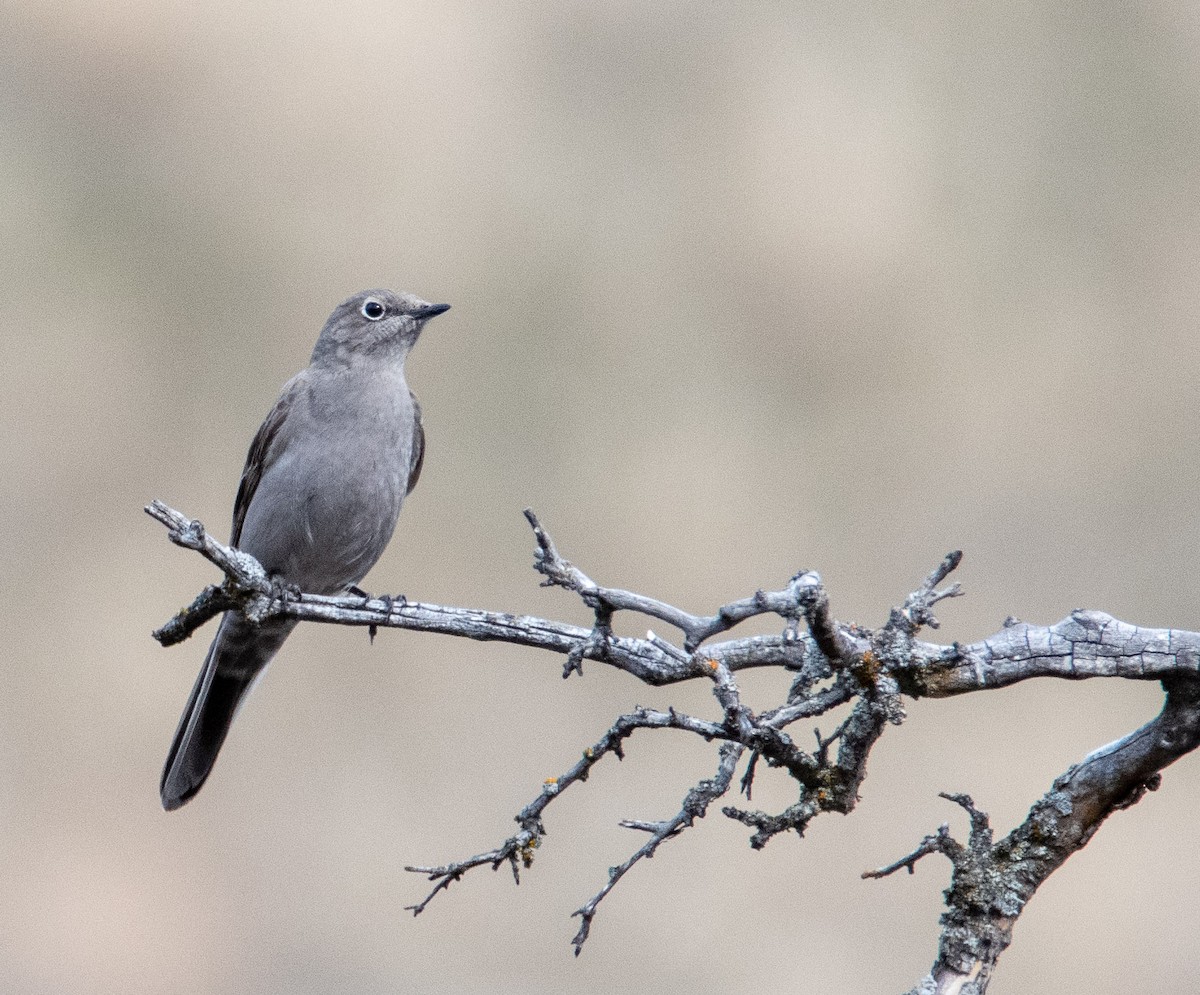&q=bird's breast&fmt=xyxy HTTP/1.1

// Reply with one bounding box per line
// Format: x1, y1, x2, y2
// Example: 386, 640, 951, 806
238, 370, 417, 593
